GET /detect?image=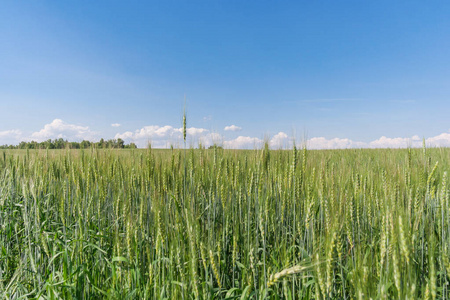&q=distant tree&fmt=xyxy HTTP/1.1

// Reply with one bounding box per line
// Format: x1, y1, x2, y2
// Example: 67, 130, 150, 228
125, 142, 137, 149
29, 141, 38, 149
97, 138, 105, 149
42, 139, 54, 149
54, 138, 66, 149
208, 145, 223, 150
80, 140, 91, 149
117, 138, 125, 149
